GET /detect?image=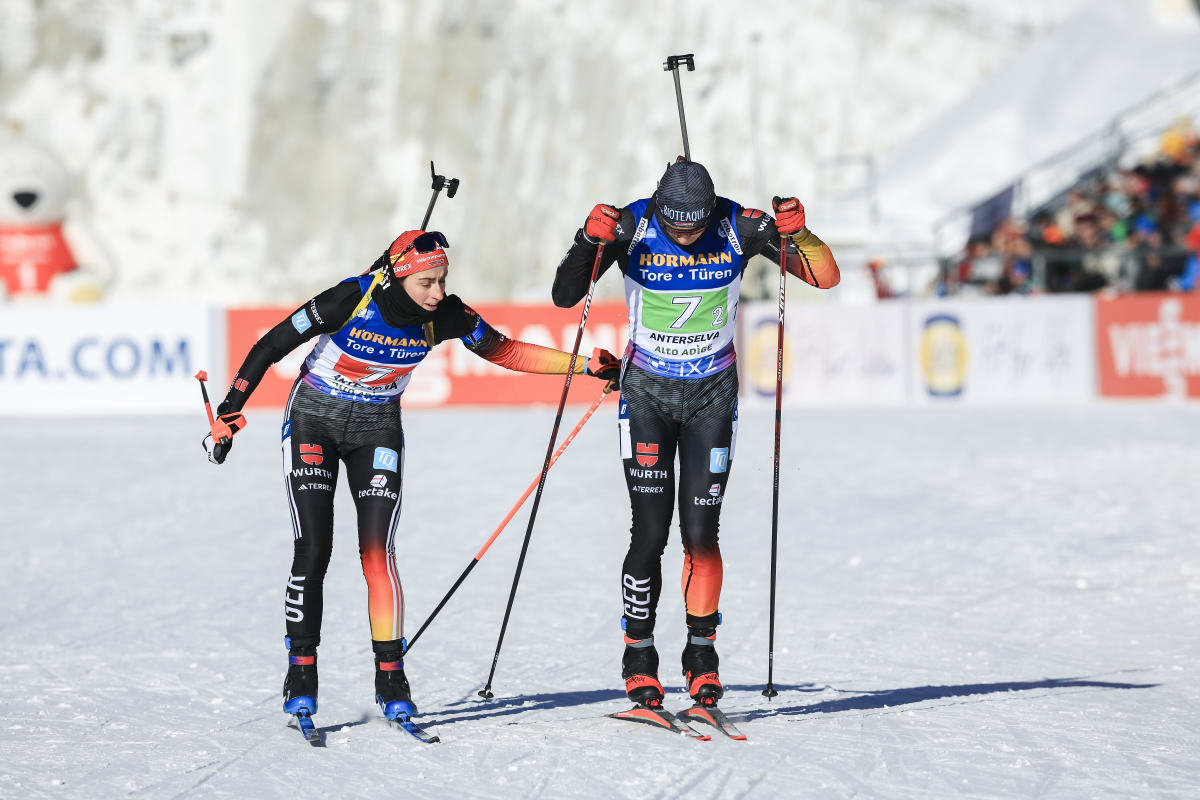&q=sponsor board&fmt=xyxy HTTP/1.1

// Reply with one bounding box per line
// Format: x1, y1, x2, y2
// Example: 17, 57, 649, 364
740, 301, 906, 406
1097, 293, 1200, 398
228, 303, 628, 408
0, 304, 217, 414
908, 296, 1094, 404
